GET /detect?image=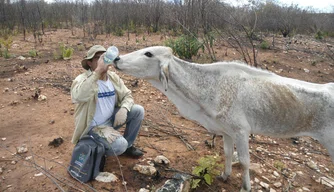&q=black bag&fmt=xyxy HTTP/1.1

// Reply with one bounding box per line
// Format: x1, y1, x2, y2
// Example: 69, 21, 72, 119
68, 135, 106, 183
